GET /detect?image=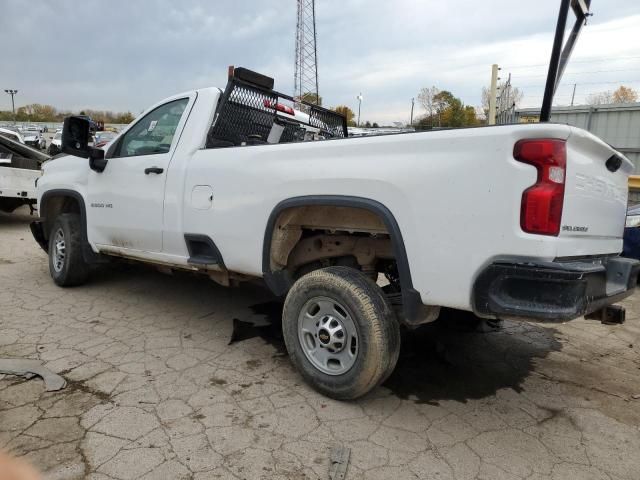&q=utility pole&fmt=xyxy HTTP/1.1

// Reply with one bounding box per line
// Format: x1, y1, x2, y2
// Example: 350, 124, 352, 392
570, 83, 577, 106
4, 89, 18, 121
357, 93, 363, 127
488, 64, 499, 125
410, 98, 415, 126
